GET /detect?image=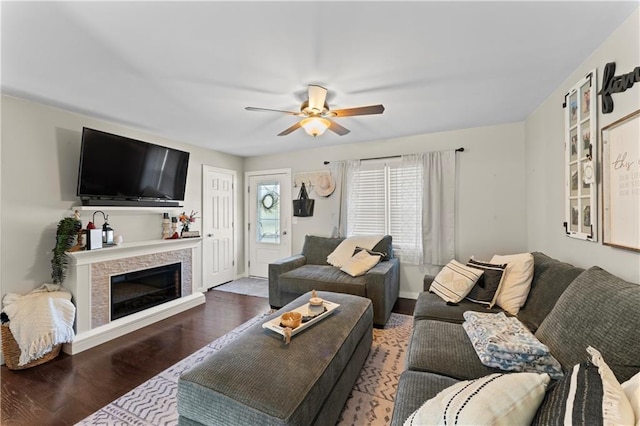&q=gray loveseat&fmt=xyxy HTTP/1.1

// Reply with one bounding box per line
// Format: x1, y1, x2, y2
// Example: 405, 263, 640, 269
391, 252, 640, 424
269, 235, 399, 326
